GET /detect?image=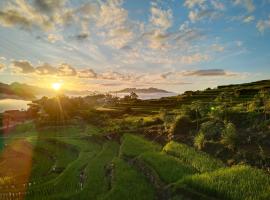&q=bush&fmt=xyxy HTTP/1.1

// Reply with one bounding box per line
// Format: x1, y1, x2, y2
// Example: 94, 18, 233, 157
170, 115, 193, 136
221, 122, 237, 150
199, 120, 224, 140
